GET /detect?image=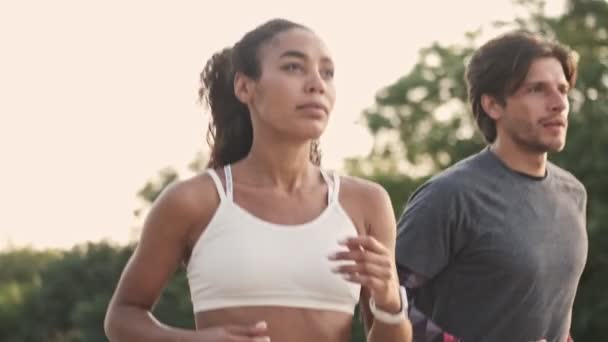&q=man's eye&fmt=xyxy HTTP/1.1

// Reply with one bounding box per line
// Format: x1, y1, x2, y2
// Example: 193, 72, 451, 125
530, 85, 543, 93
283, 63, 302, 71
